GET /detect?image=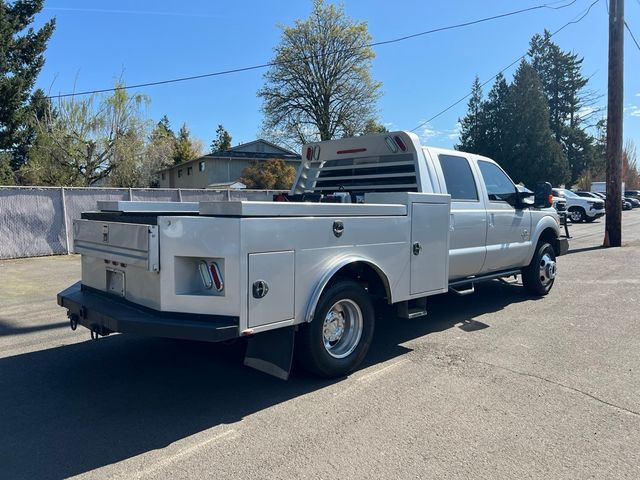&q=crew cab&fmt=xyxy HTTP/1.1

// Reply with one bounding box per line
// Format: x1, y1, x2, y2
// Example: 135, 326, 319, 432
58, 132, 568, 379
